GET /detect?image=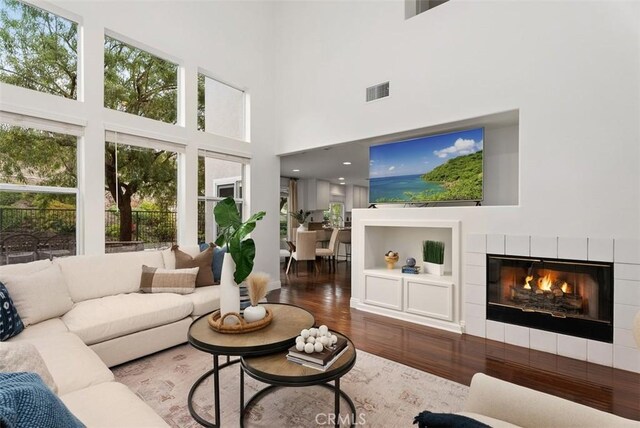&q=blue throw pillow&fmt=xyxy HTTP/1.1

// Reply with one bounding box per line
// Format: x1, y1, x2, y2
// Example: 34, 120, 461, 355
0, 372, 85, 428
0, 281, 24, 341
199, 243, 227, 284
